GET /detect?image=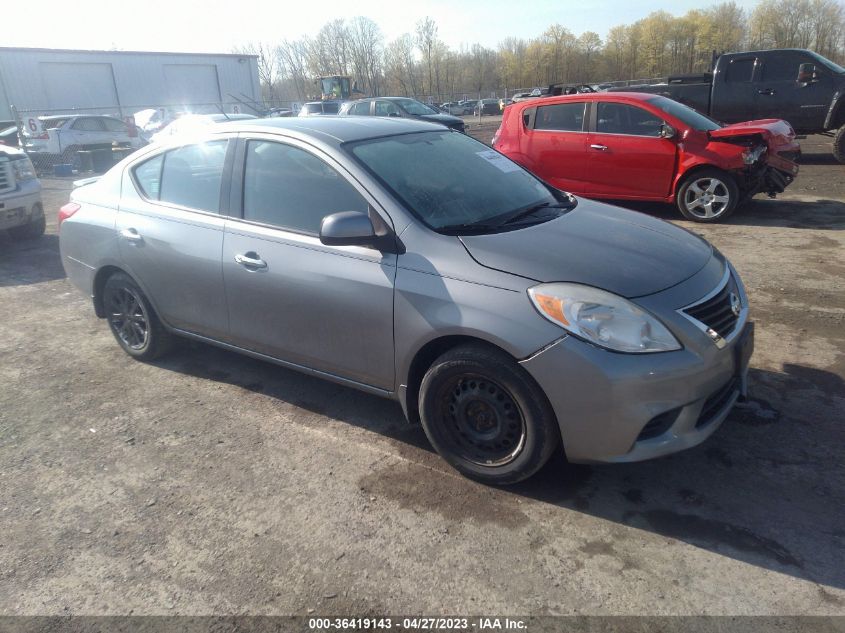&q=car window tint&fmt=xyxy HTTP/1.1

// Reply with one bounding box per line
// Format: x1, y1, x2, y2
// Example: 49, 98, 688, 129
72, 118, 106, 131
375, 101, 401, 116
596, 103, 662, 136
102, 118, 128, 133
134, 154, 164, 199
725, 58, 755, 83
350, 102, 370, 115
157, 140, 228, 212
760, 55, 800, 81
242, 140, 368, 234
535, 103, 586, 131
